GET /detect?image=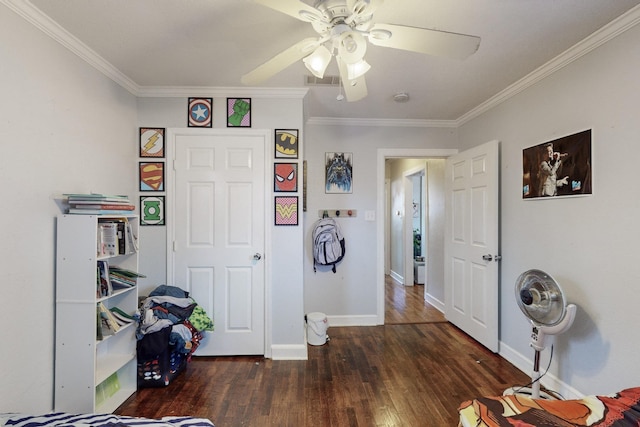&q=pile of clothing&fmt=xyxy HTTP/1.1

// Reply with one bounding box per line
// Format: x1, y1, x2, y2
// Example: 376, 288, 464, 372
137, 285, 214, 360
